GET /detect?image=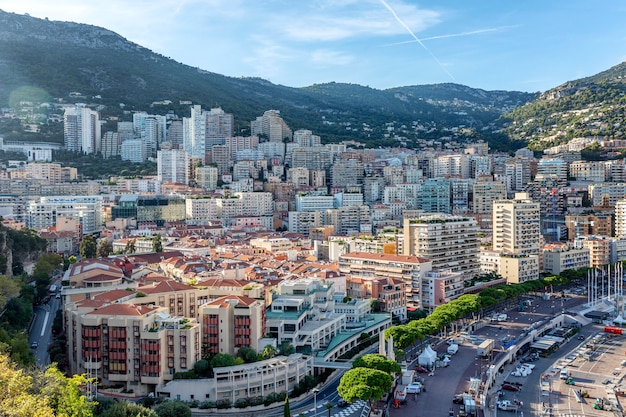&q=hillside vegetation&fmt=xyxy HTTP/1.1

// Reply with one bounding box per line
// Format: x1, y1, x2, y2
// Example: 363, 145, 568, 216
0, 10, 532, 151
502, 62, 626, 150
